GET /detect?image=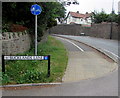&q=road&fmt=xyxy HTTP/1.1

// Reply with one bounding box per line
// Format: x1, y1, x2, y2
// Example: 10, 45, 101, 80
2, 36, 118, 96
54, 34, 119, 62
